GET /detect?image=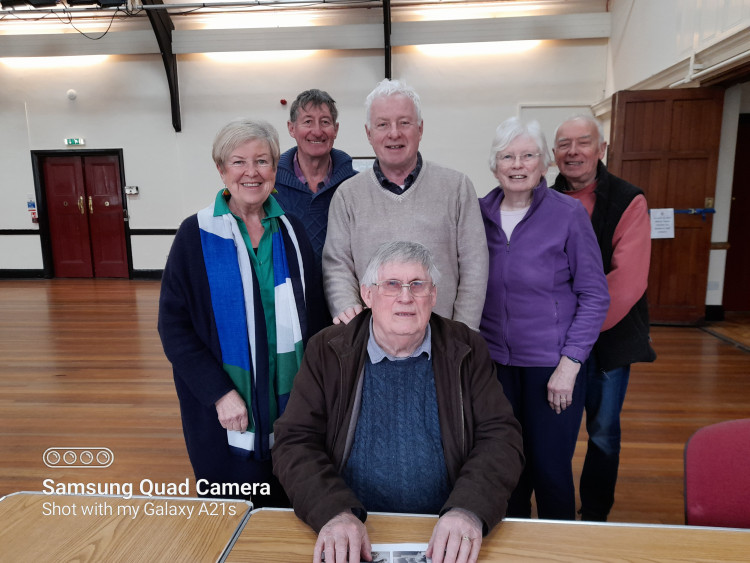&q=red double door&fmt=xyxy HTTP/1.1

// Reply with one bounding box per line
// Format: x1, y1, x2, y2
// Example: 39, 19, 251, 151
41, 155, 129, 278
